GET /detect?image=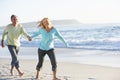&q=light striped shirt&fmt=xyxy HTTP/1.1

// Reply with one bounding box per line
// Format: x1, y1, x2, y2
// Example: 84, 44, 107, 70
2, 24, 28, 46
